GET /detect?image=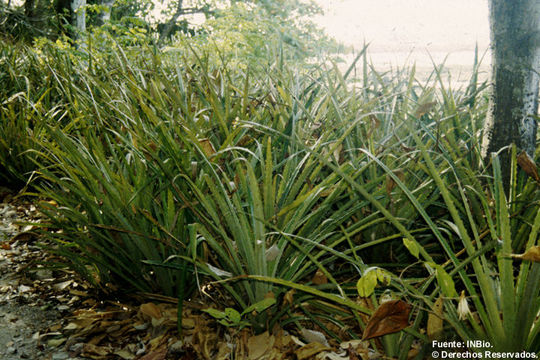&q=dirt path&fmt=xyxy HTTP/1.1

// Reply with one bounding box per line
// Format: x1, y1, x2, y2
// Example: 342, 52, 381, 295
0, 188, 81, 360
